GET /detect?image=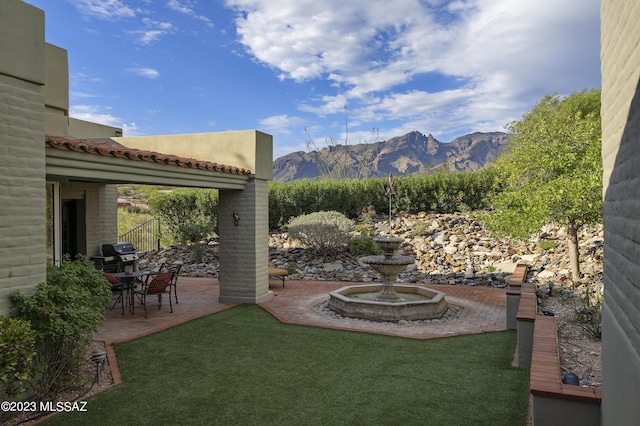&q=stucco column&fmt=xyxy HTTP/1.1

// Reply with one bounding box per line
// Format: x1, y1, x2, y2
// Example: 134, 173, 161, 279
218, 177, 273, 304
